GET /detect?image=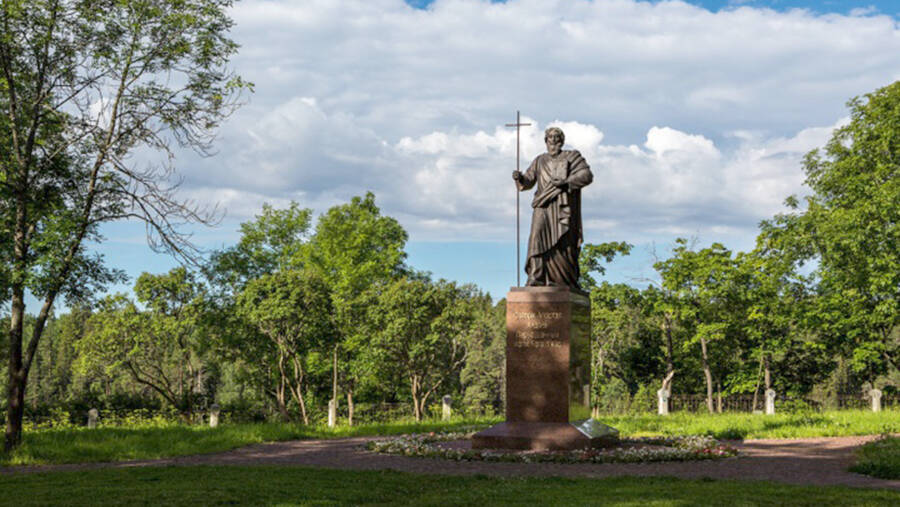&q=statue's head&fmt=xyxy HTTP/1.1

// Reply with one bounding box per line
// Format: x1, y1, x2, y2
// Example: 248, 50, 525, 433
544, 127, 564, 156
